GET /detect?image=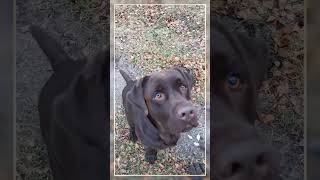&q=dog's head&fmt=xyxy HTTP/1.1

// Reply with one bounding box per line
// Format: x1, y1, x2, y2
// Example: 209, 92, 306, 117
127, 67, 198, 146
211, 19, 280, 180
